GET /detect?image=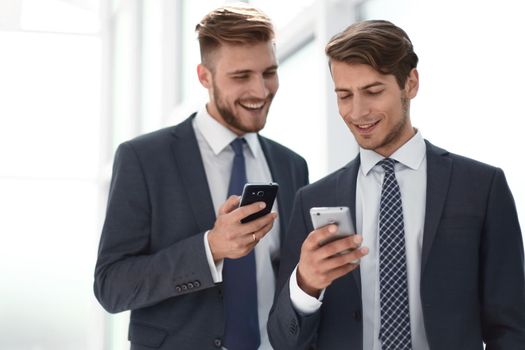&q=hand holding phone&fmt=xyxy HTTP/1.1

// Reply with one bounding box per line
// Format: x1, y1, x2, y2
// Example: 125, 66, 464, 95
239, 182, 278, 223
309, 206, 358, 261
